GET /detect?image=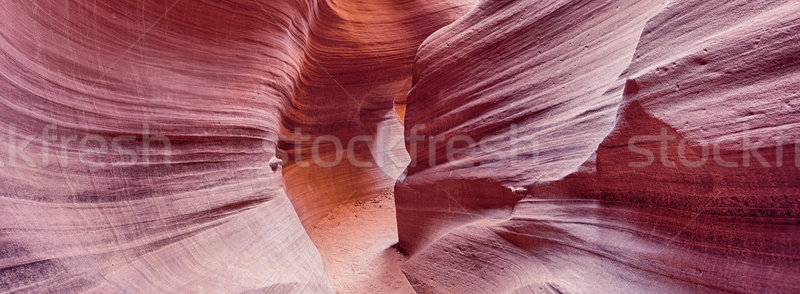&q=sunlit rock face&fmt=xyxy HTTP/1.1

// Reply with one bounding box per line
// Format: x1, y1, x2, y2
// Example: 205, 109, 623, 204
2, 0, 798, 293
397, 0, 800, 293
278, 0, 470, 228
